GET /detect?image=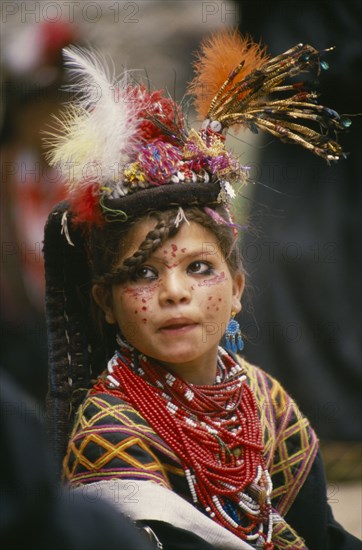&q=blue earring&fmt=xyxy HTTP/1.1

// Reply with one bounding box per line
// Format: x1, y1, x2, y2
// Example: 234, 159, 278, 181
225, 313, 244, 353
